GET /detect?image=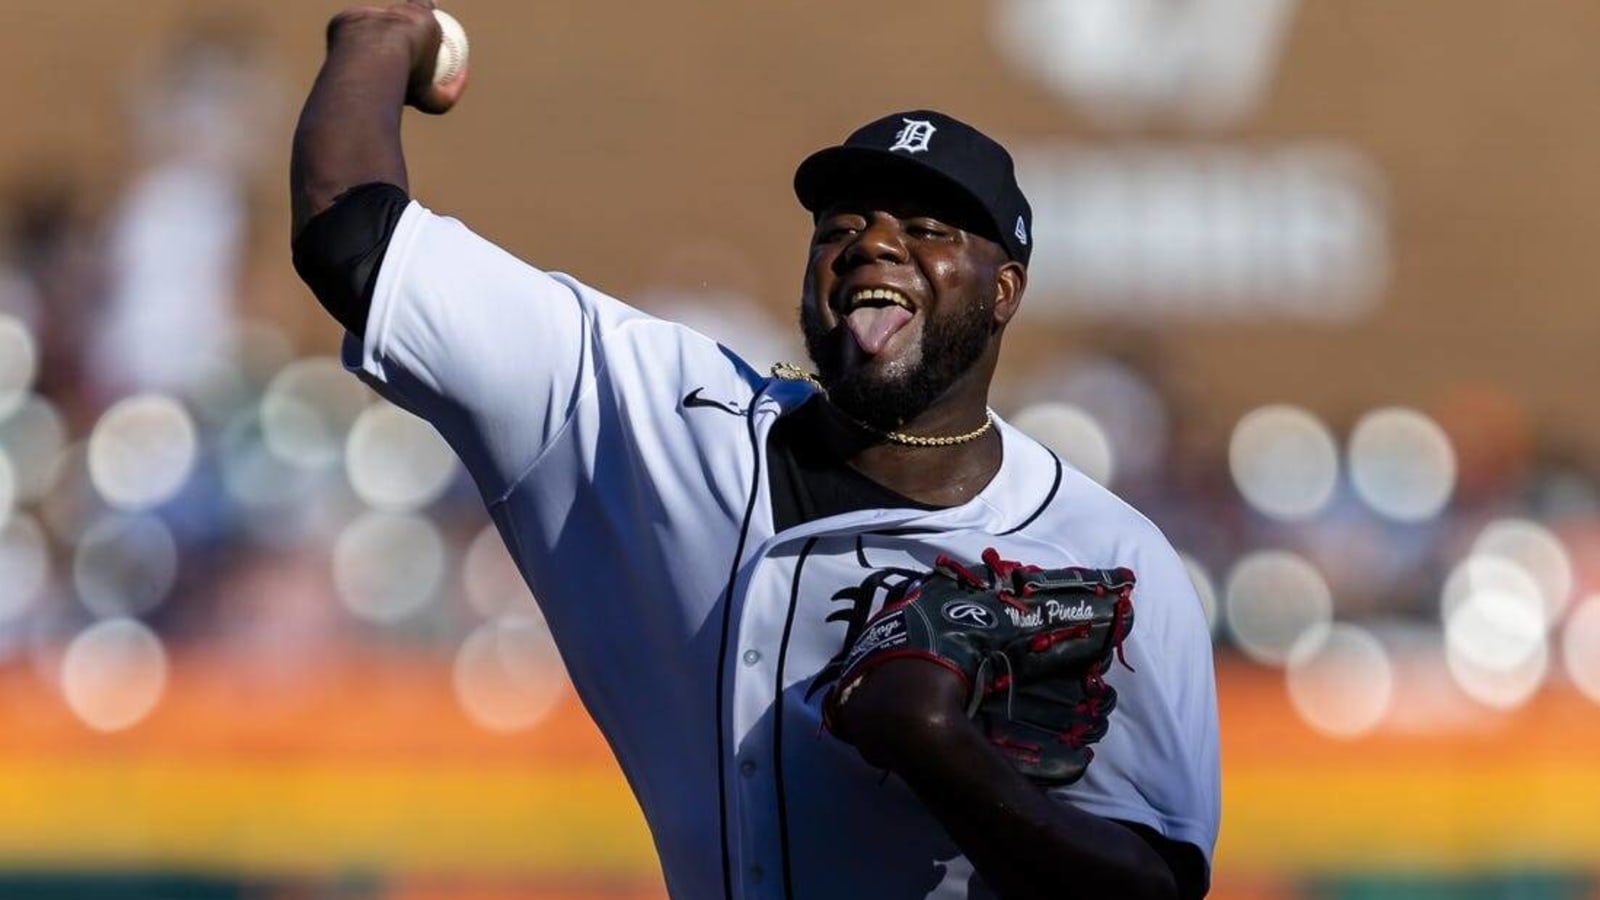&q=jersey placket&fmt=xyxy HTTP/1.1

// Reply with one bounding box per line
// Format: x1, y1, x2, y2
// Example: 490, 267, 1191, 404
722, 509, 936, 899
726, 540, 803, 897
